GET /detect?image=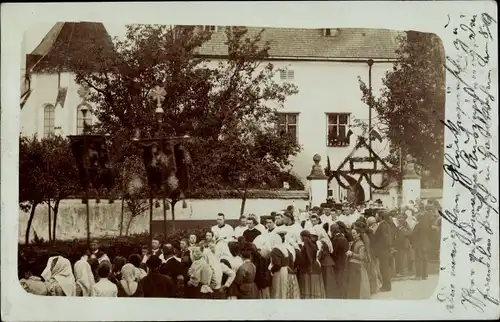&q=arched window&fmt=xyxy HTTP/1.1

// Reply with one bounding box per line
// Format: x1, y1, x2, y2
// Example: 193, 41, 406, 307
43, 104, 55, 137
77, 103, 92, 134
